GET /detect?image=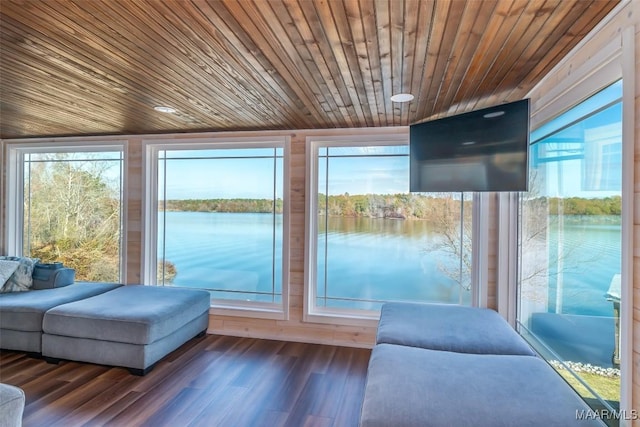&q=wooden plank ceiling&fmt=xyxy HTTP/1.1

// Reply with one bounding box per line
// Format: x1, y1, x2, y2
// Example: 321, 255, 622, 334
0, 0, 619, 139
